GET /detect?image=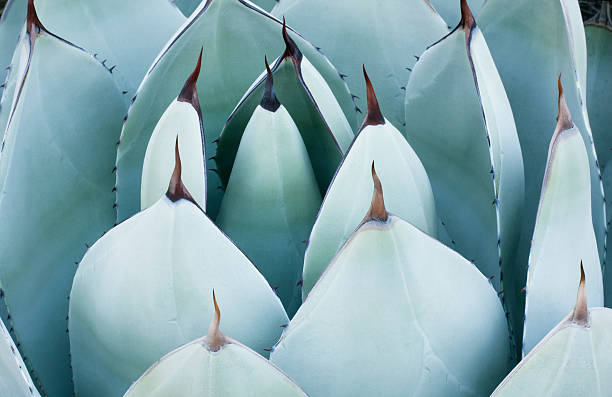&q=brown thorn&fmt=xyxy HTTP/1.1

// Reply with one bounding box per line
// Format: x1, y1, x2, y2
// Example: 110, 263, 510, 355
362, 161, 388, 223
571, 261, 589, 326
177, 48, 203, 115
166, 136, 203, 211
26, 0, 47, 36
261, 55, 280, 112
205, 290, 229, 351
556, 74, 573, 131
281, 17, 302, 62
358, 66, 385, 131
